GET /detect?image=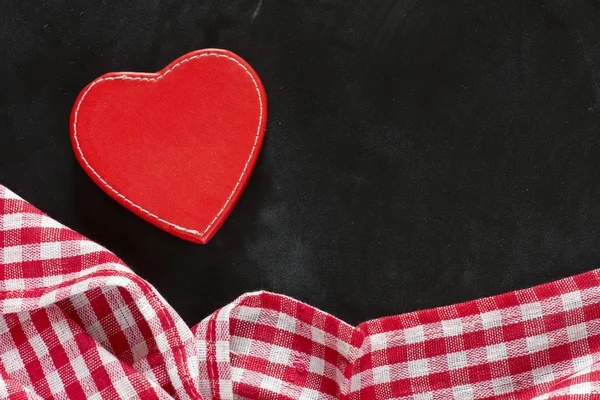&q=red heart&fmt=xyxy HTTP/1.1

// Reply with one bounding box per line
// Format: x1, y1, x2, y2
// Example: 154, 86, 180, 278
70, 49, 267, 244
